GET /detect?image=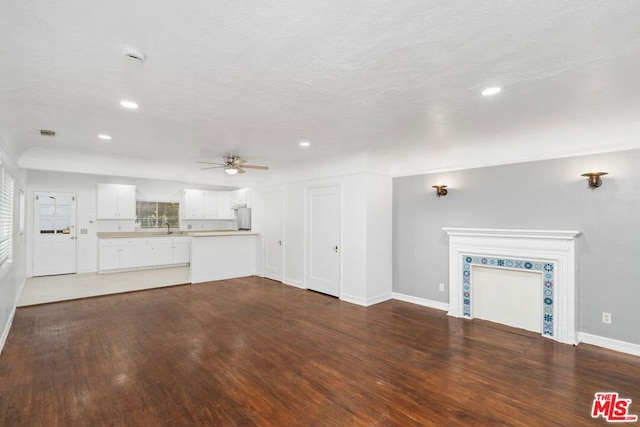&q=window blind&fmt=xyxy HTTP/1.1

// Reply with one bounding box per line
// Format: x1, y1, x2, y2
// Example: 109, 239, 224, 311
0, 164, 14, 269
